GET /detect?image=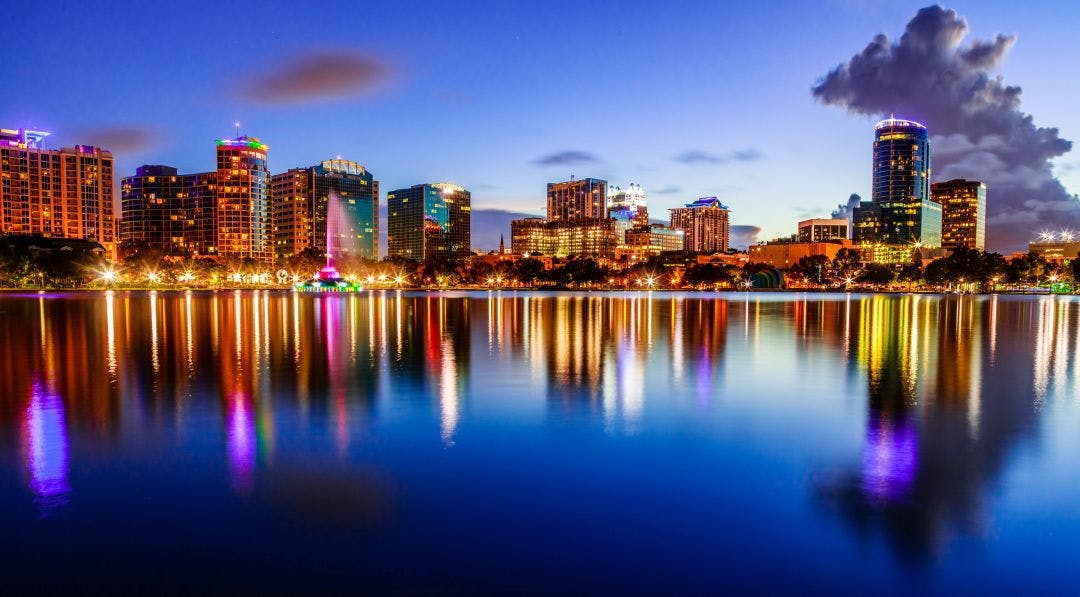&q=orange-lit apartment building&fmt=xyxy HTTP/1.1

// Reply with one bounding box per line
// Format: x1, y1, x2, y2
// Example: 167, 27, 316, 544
1, 128, 116, 255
